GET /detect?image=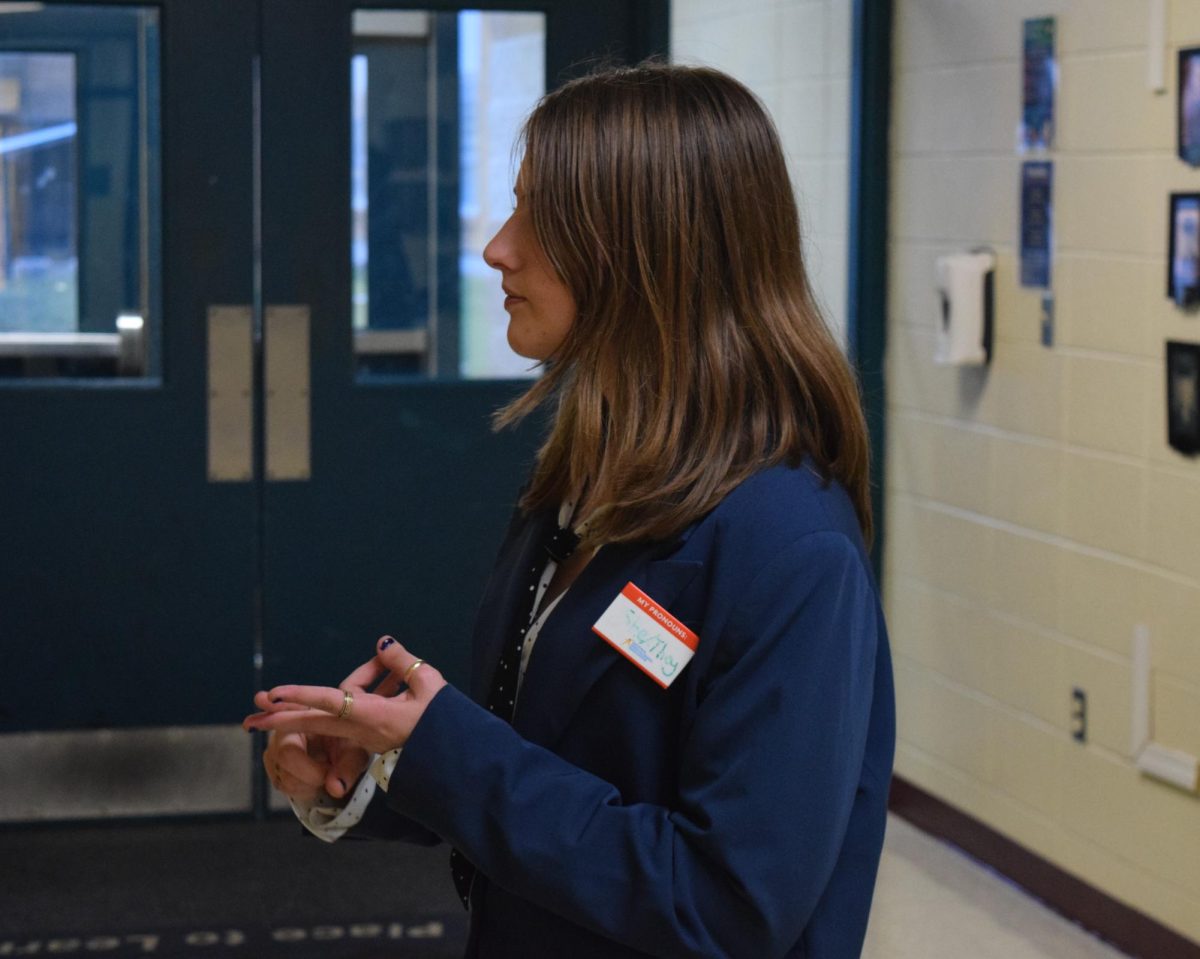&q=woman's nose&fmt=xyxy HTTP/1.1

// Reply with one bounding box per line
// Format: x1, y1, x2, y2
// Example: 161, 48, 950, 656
483, 216, 515, 271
